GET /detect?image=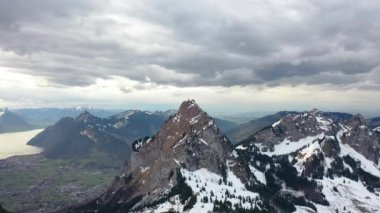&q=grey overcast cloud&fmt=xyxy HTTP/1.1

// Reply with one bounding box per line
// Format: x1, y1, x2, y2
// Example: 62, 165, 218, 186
0, 0, 380, 115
